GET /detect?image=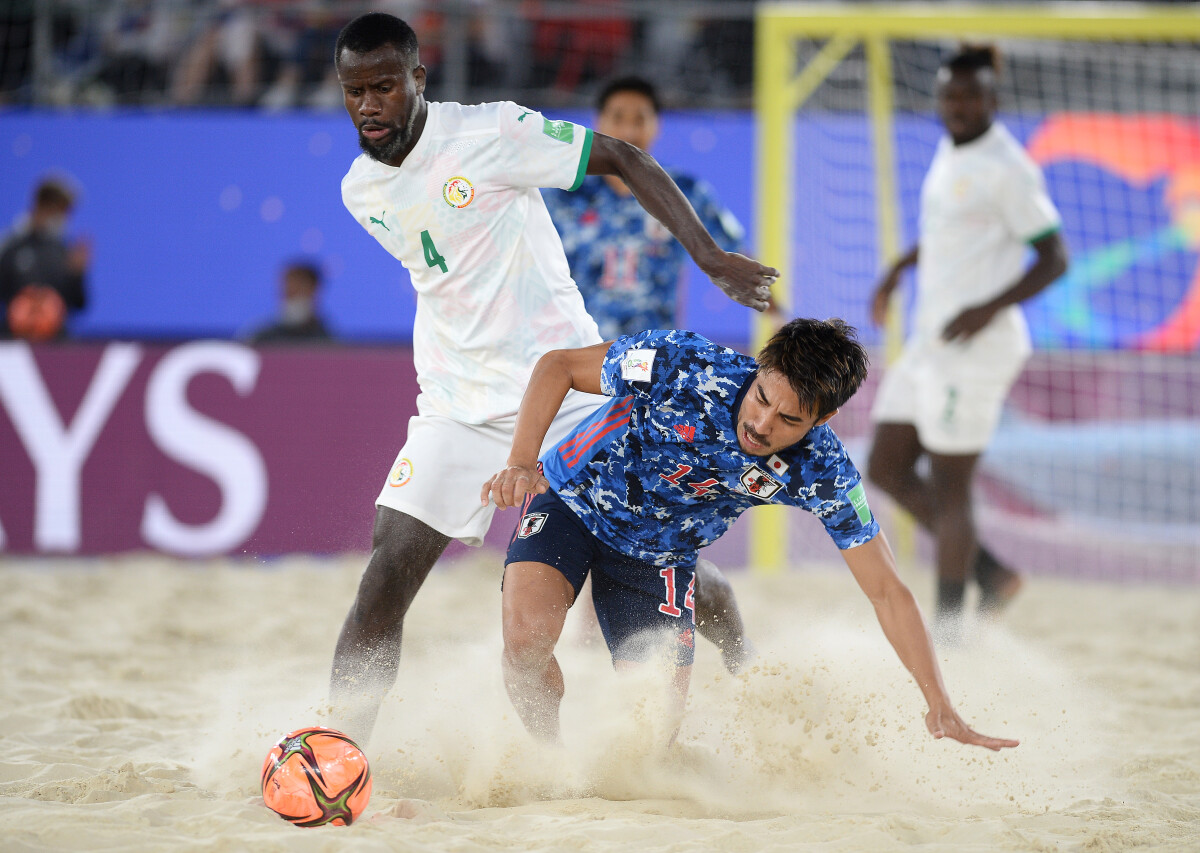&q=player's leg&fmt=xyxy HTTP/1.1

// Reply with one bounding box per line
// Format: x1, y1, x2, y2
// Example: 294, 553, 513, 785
501, 560, 577, 742
330, 506, 450, 744
330, 415, 507, 744
592, 560, 697, 746
502, 488, 595, 741
869, 418, 1016, 613
975, 542, 1023, 616
612, 657, 693, 746
927, 451, 982, 631
692, 558, 753, 674
867, 421, 937, 527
